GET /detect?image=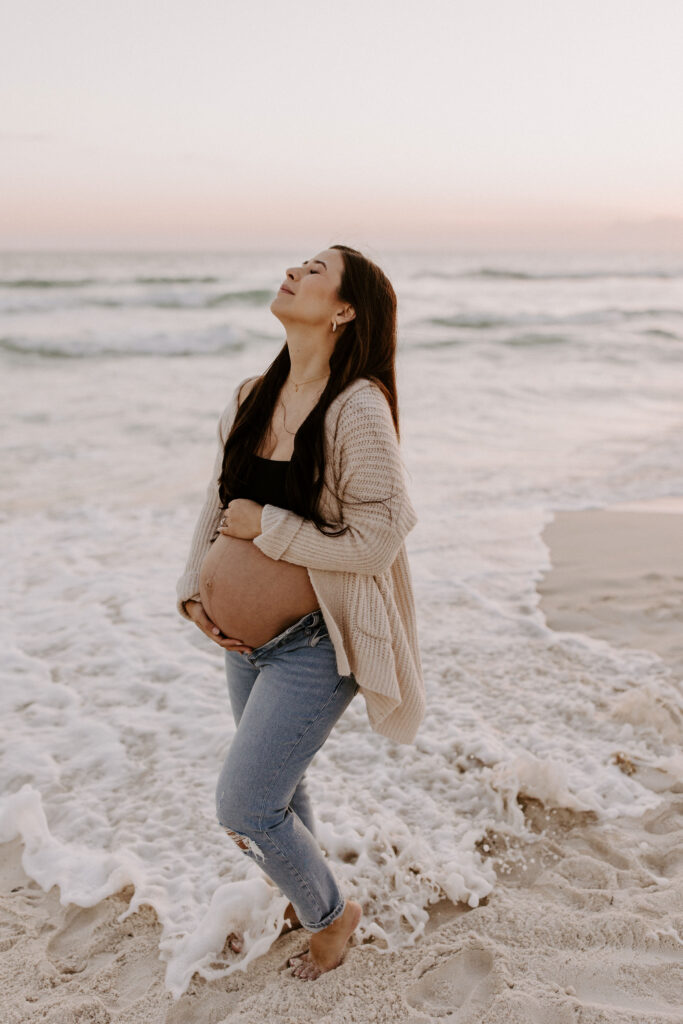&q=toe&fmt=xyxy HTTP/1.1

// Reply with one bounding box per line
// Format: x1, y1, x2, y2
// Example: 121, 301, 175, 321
286, 947, 309, 968
290, 951, 324, 981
